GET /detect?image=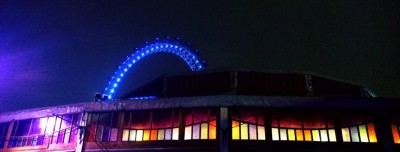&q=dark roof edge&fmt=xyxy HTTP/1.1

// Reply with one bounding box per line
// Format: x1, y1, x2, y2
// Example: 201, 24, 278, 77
1, 95, 399, 123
